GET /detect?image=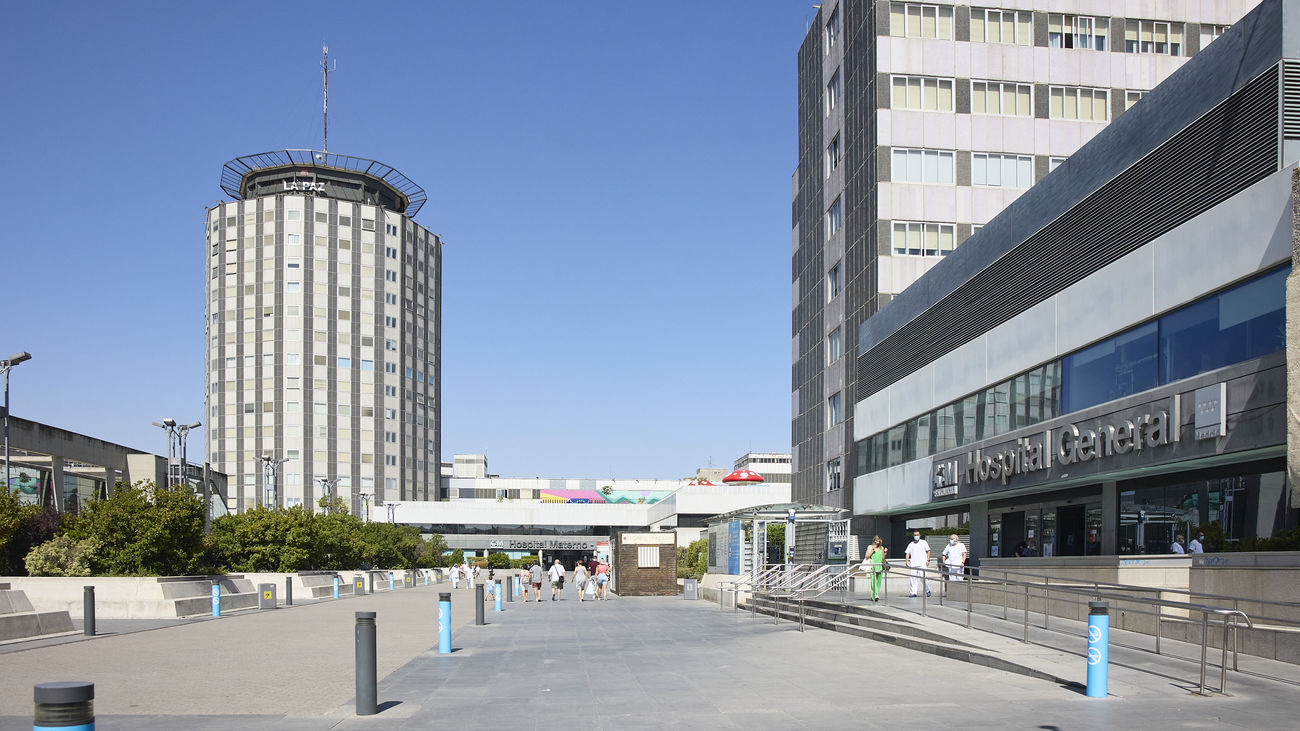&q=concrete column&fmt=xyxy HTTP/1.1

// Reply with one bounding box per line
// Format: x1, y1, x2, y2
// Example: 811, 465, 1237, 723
1101, 482, 1119, 555
1288, 168, 1300, 508
49, 456, 65, 512
968, 501, 989, 560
